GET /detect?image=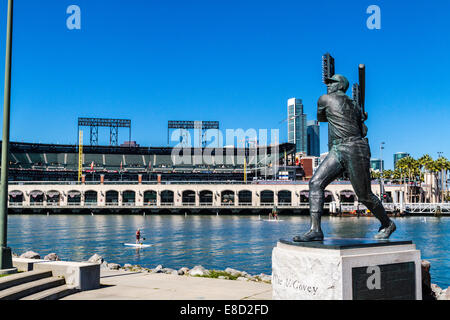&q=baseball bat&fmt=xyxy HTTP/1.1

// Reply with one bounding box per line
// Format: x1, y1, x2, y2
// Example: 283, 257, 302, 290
358, 64, 366, 115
